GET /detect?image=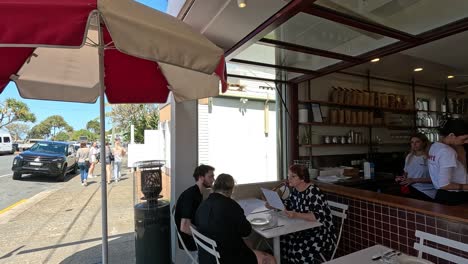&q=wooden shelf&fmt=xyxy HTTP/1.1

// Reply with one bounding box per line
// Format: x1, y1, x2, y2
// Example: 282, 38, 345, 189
298, 99, 415, 114
416, 126, 440, 129
299, 122, 414, 130
416, 110, 464, 115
